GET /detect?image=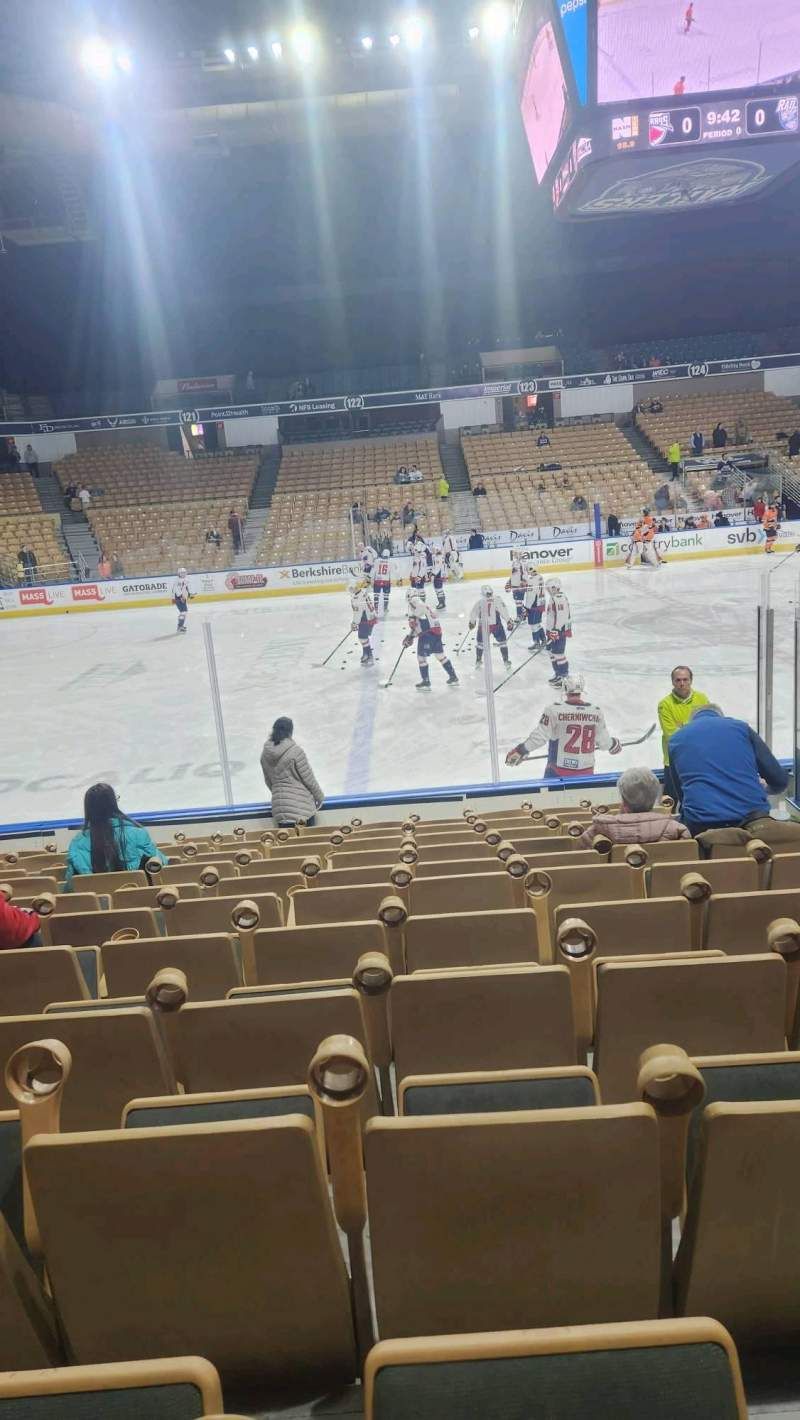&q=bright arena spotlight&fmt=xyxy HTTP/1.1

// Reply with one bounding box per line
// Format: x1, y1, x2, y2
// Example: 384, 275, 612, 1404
290, 25, 319, 64
247, 45, 259, 60
79, 37, 115, 80
401, 14, 427, 51
270, 39, 283, 59
468, 25, 480, 40
360, 35, 374, 51
482, 2, 511, 41
223, 47, 236, 63
115, 49, 133, 73
388, 32, 401, 47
